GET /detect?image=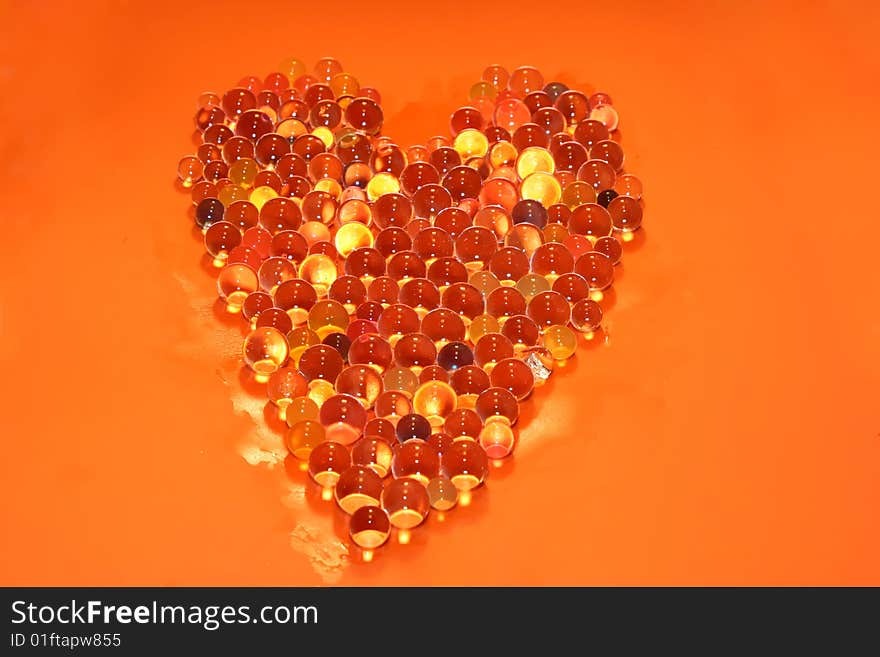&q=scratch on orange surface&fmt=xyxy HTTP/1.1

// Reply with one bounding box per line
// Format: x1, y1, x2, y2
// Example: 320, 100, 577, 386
289, 523, 349, 583
174, 272, 348, 578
